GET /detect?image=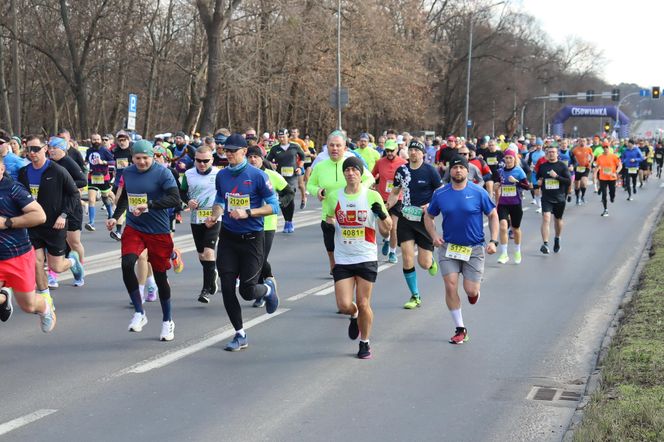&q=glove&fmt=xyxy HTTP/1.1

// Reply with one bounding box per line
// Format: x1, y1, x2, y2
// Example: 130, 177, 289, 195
371, 202, 387, 220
